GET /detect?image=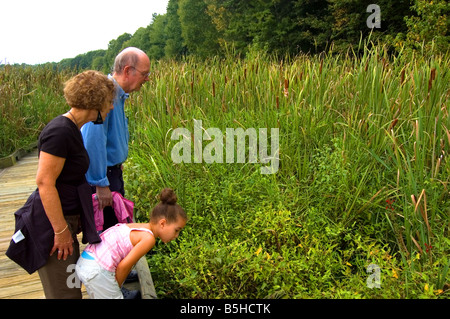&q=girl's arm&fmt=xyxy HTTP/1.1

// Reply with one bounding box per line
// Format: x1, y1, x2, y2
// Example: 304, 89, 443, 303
36, 151, 73, 260
115, 232, 155, 287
